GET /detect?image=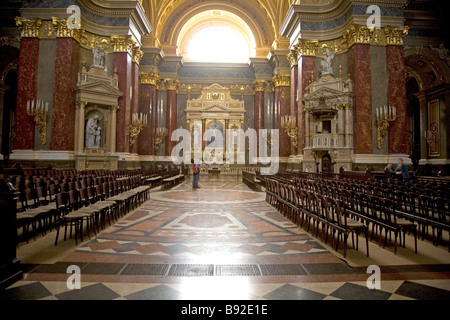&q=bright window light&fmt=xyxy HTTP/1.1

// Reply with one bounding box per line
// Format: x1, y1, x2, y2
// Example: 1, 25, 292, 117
187, 27, 250, 63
